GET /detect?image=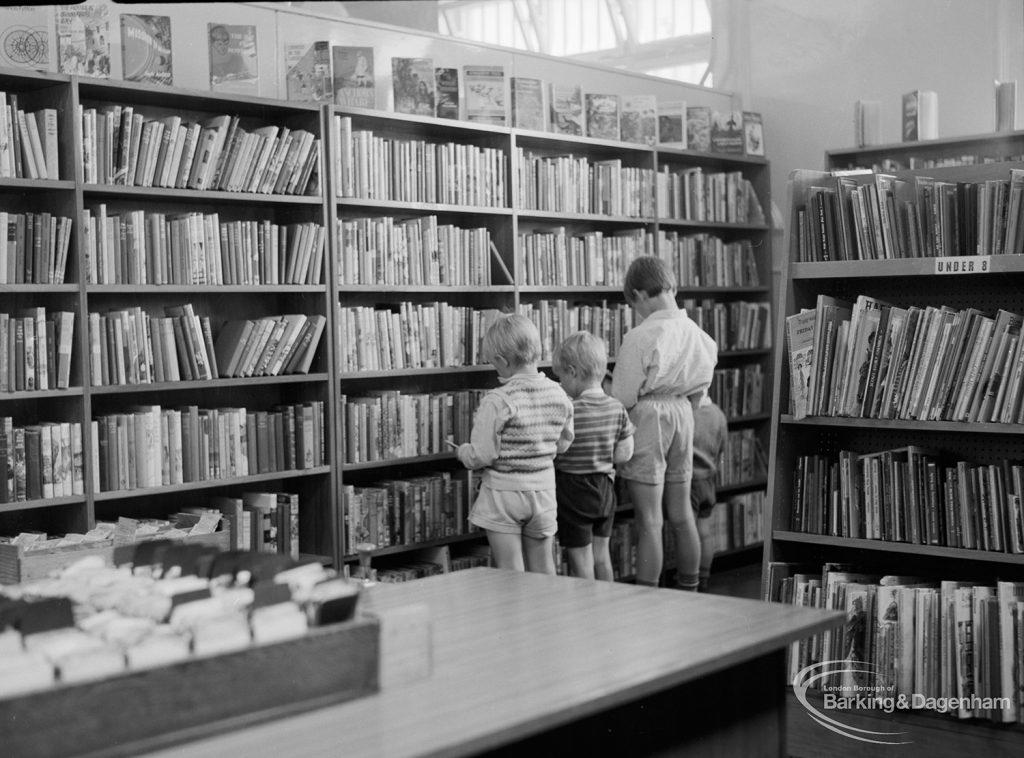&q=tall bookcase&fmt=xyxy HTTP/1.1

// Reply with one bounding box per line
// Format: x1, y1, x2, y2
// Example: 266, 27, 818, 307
764, 154, 1024, 754
0, 66, 773, 581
